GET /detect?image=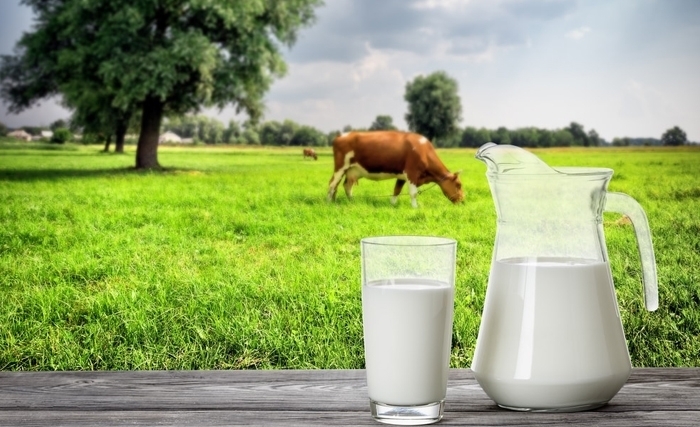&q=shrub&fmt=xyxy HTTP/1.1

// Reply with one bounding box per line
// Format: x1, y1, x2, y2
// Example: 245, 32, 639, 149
51, 128, 72, 144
